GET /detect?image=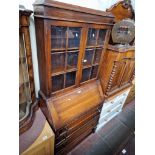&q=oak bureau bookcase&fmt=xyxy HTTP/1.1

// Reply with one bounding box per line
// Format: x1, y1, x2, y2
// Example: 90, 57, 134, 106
33, 0, 114, 154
